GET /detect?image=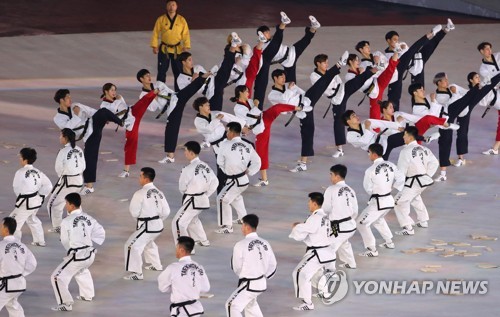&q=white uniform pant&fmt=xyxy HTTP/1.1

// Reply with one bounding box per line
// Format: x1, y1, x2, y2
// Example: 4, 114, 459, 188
225, 282, 263, 317
394, 186, 429, 228
10, 206, 44, 244
217, 179, 248, 227
327, 231, 356, 270
171, 204, 208, 244
125, 228, 162, 273
0, 291, 24, 317
47, 184, 81, 228
51, 252, 95, 305
293, 251, 328, 303
357, 201, 393, 249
